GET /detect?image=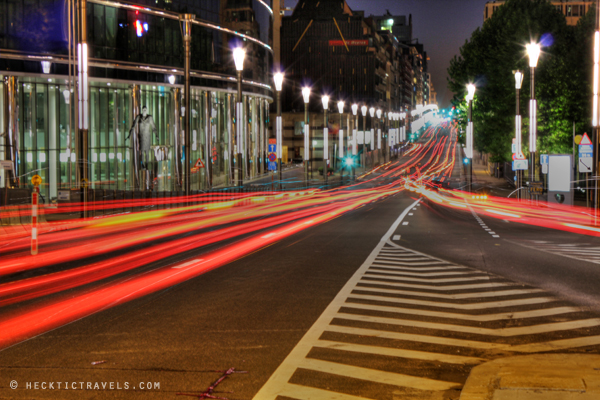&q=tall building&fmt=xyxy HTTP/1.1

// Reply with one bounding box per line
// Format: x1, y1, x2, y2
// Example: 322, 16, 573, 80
0, 0, 274, 200
484, 0, 593, 26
